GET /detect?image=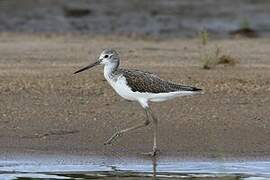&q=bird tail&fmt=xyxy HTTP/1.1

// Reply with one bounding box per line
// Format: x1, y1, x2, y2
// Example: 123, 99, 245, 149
176, 85, 202, 92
